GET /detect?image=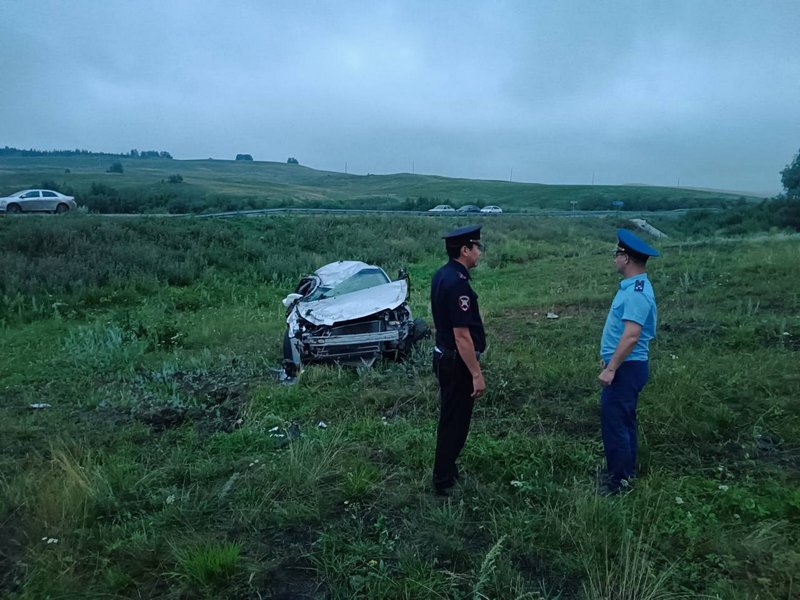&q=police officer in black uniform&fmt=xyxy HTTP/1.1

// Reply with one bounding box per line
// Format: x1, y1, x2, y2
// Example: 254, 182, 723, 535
430, 224, 486, 495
